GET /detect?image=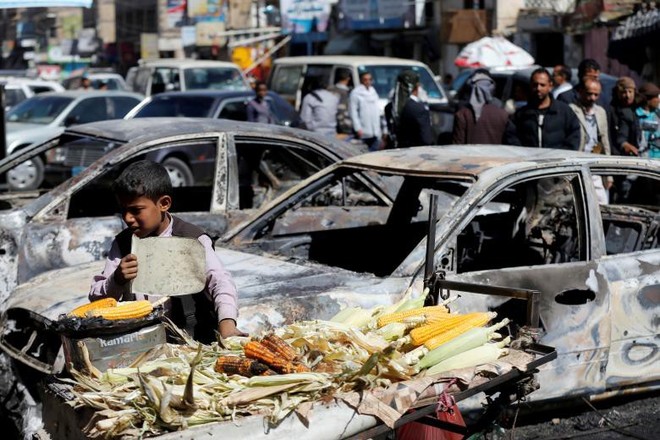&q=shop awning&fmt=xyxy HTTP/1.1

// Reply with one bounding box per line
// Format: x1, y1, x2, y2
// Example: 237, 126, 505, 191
0, 0, 92, 7
608, 5, 660, 73
567, 0, 637, 33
